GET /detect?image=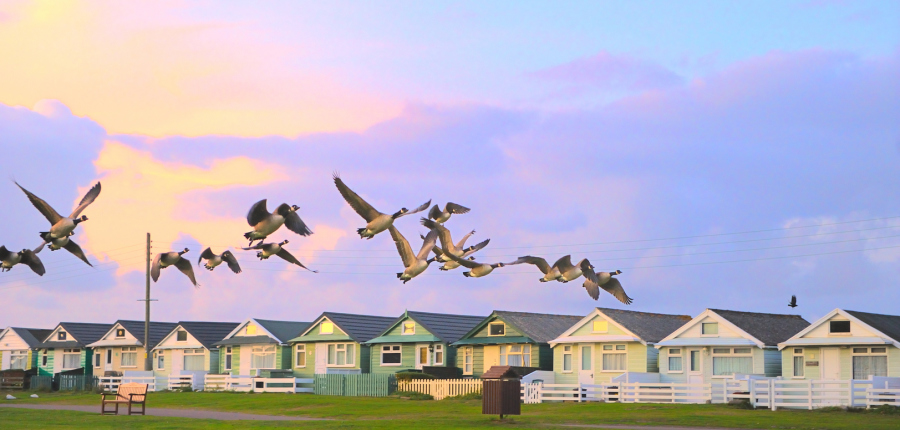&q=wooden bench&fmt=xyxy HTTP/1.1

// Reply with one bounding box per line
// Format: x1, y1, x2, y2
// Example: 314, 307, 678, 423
100, 382, 147, 415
